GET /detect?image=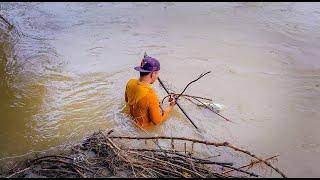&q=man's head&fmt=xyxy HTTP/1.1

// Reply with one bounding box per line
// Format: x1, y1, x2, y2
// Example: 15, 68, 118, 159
134, 54, 160, 84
